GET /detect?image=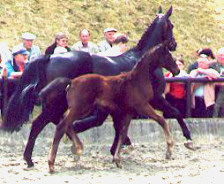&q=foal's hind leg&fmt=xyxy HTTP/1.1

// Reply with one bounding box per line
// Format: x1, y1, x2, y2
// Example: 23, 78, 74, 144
48, 111, 83, 173
137, 104, 174, 159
